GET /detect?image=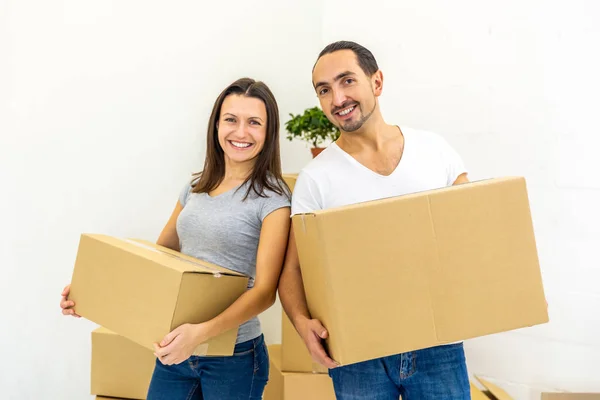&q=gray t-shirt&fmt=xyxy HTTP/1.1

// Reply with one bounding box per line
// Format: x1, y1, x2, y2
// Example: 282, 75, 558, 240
176, 178, 291, 344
